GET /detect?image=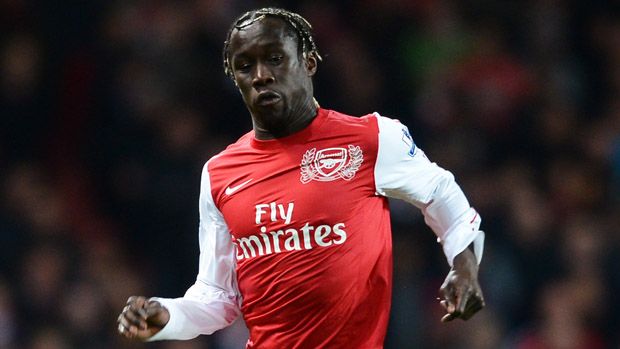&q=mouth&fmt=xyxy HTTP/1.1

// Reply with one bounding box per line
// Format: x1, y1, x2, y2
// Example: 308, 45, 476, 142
256, 90, 282, 107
